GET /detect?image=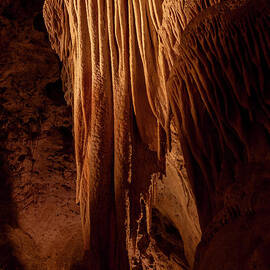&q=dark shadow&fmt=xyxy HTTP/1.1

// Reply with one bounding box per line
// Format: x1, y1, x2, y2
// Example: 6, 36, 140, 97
0, 0, 51, 268
33, 12, 47, 33
0, 105, 24, 269
44, 80, 67, 106
151, 208, 189, 269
